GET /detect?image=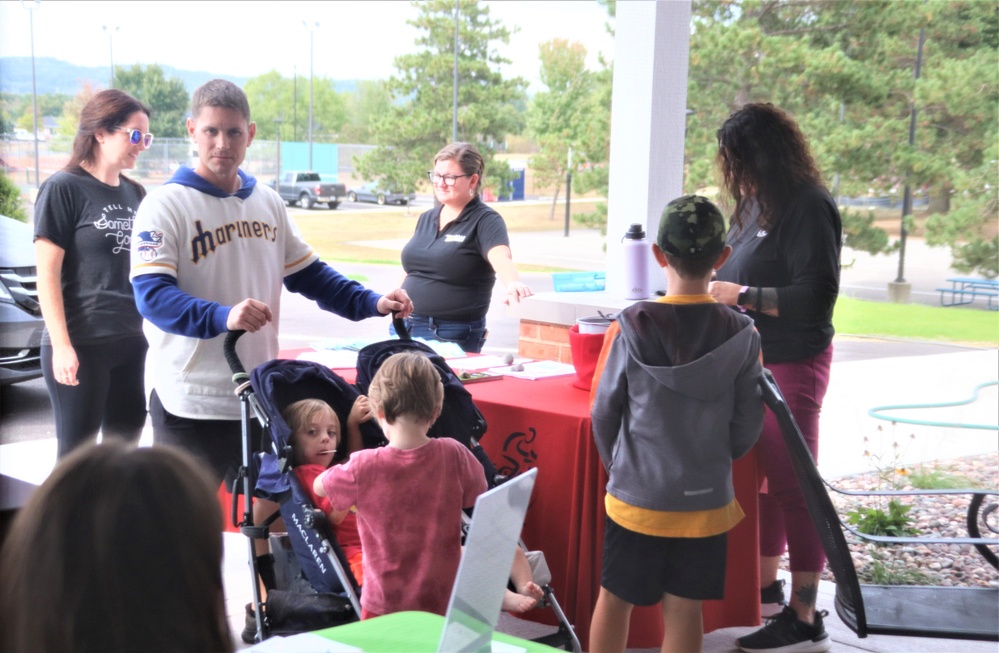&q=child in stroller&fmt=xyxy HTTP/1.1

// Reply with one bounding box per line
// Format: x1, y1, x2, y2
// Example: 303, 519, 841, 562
283, 397, 369, 587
